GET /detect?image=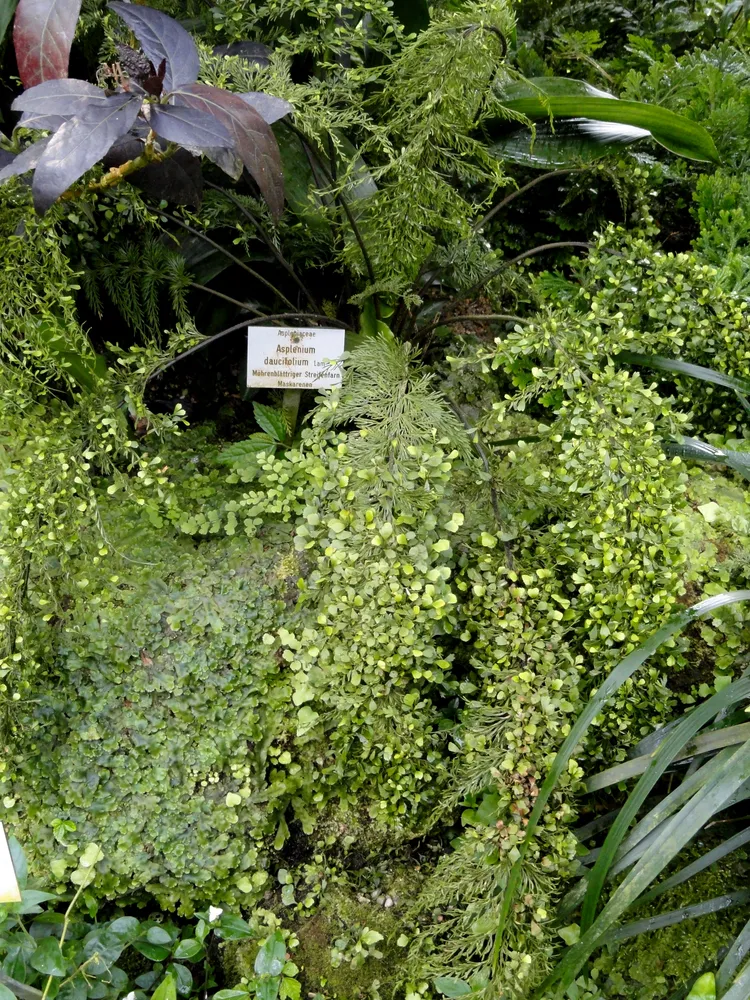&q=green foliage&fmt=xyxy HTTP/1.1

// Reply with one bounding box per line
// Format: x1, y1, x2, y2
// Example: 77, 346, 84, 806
0, 837, 257, 1000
